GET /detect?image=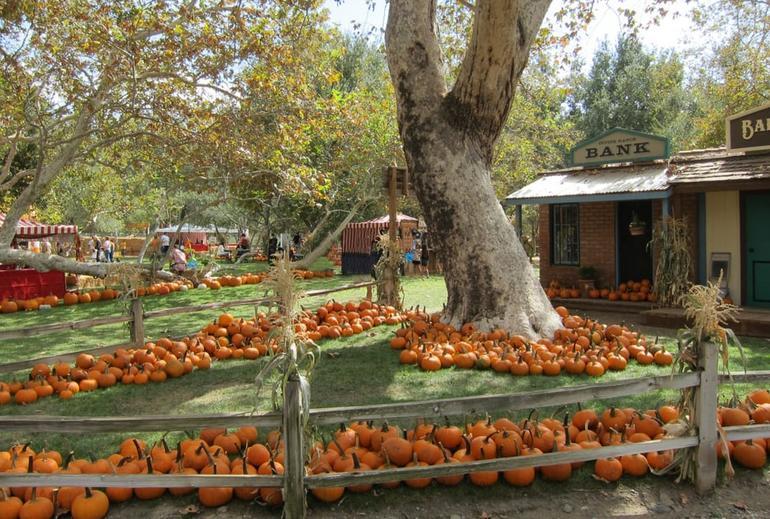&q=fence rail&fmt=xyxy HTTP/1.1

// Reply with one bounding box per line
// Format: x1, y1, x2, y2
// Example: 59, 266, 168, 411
2, 284, 769, 518
0, 281, 375, 375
